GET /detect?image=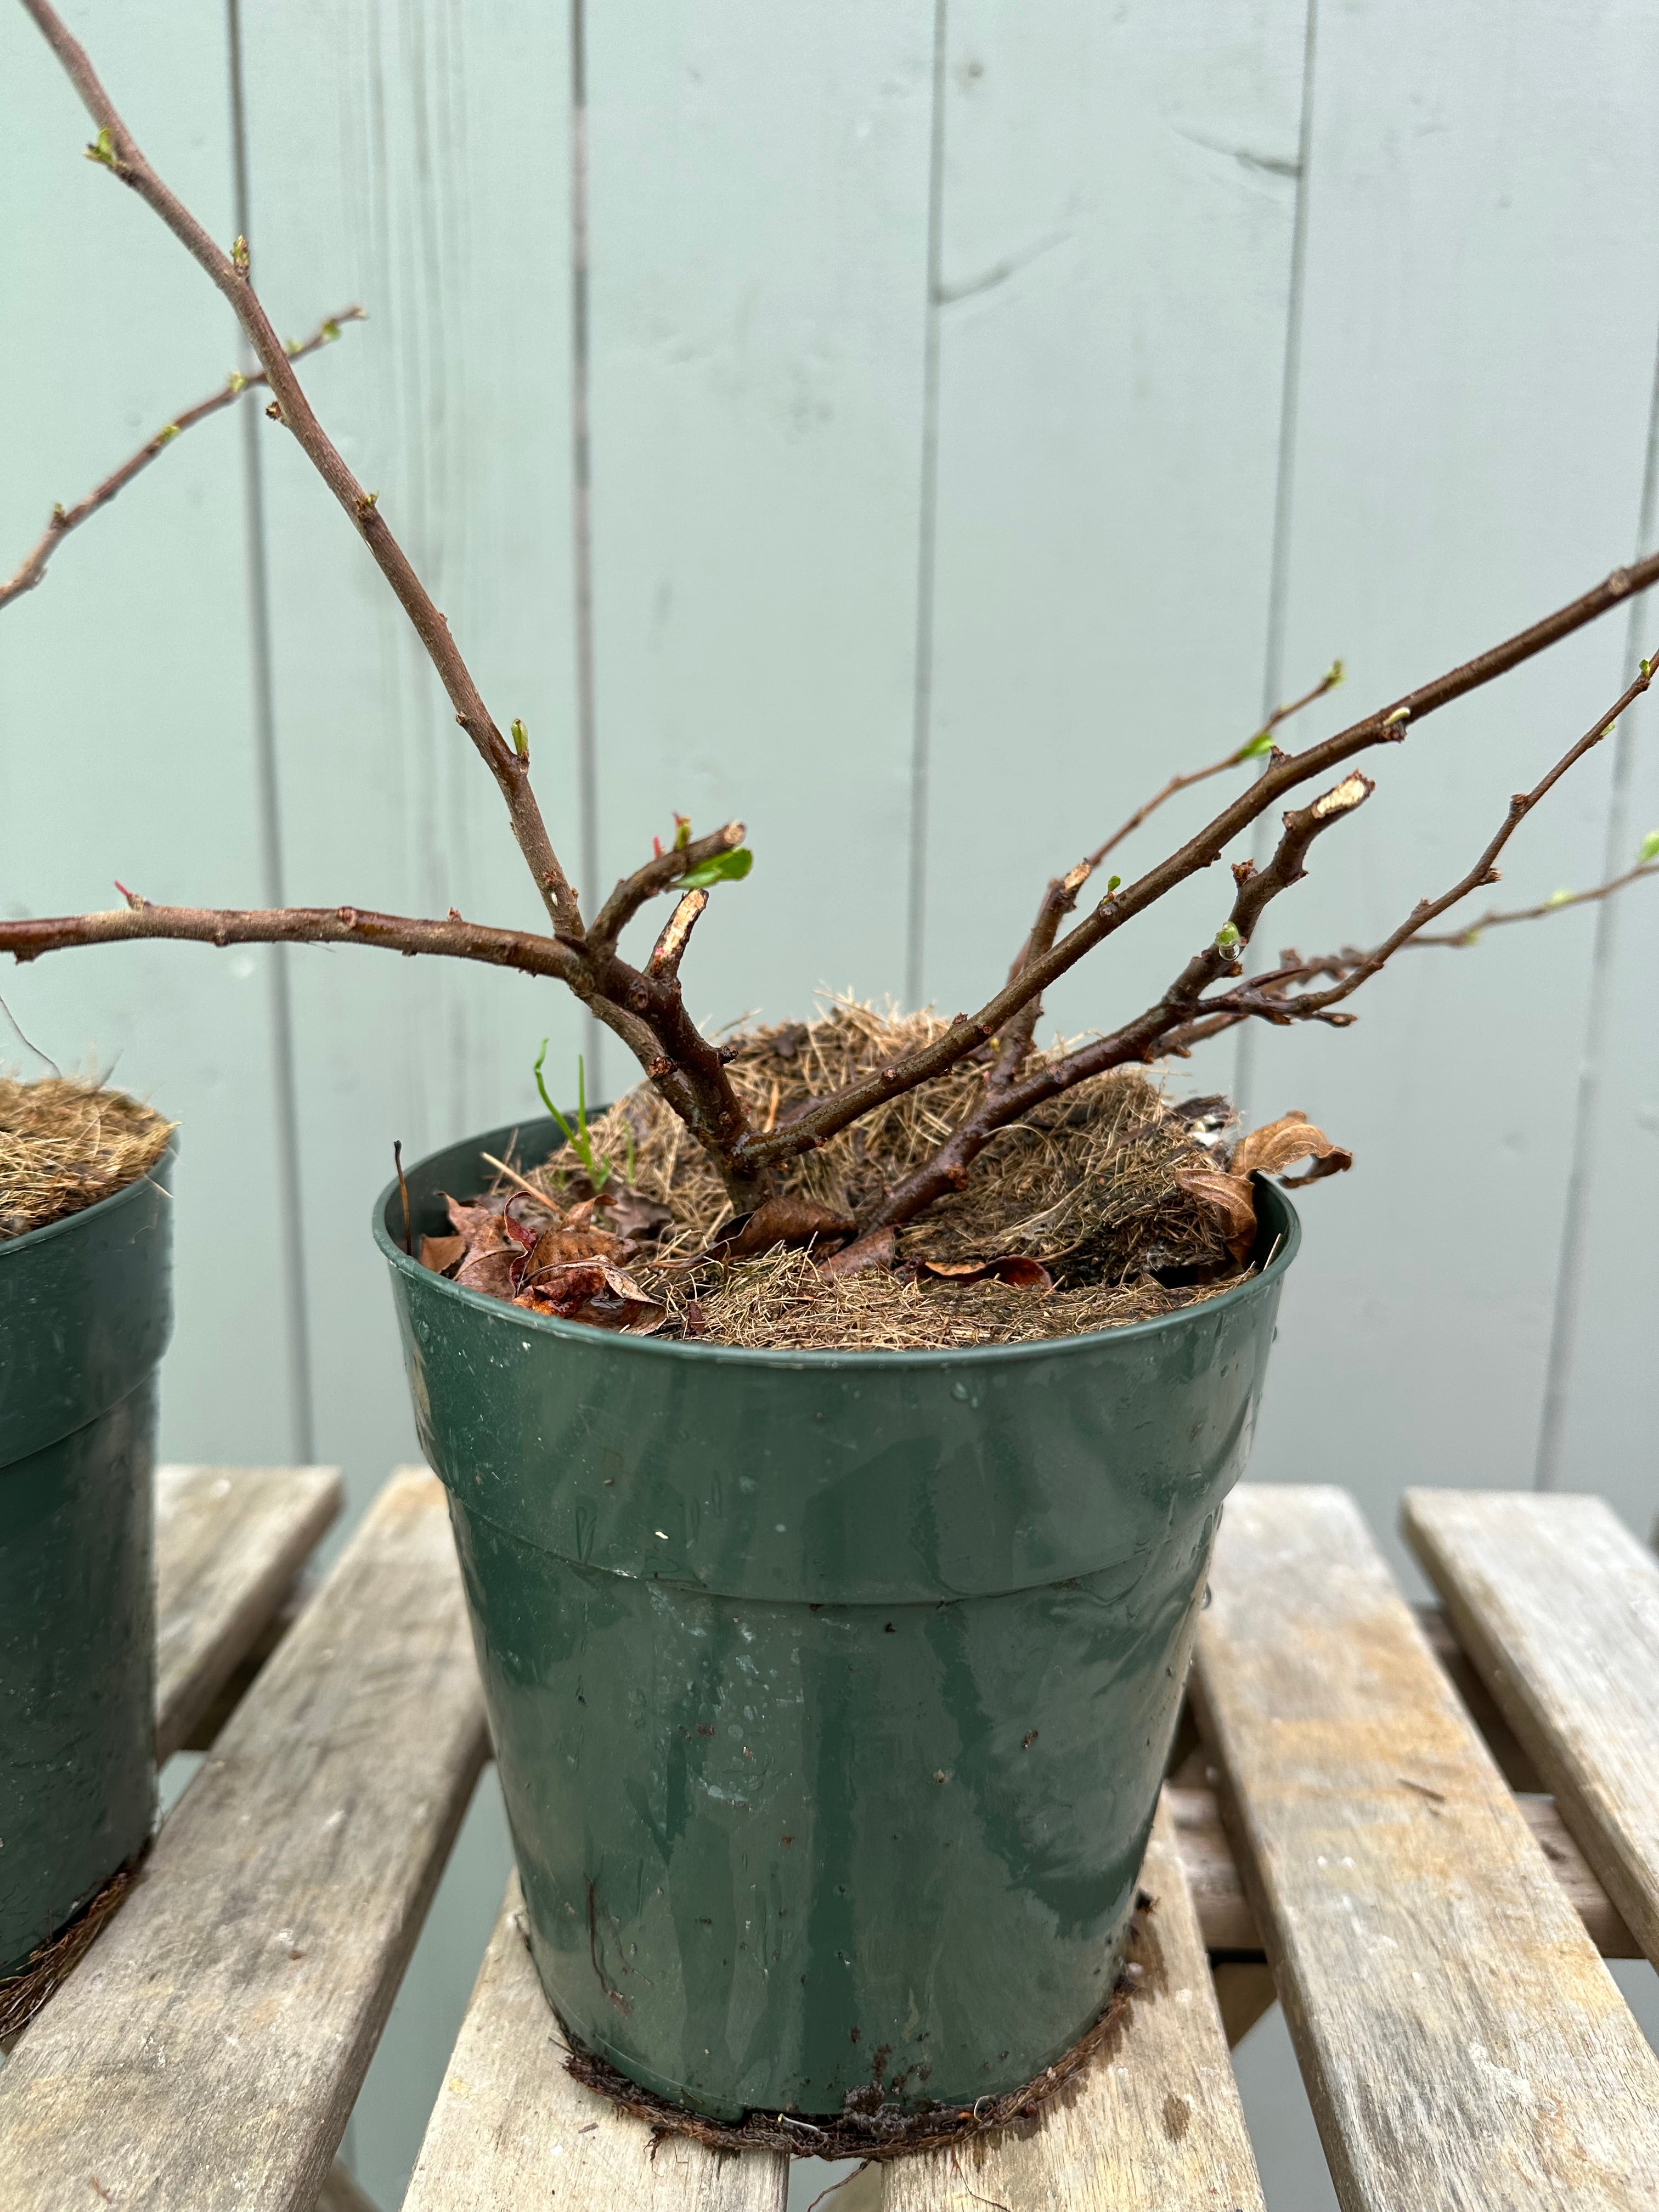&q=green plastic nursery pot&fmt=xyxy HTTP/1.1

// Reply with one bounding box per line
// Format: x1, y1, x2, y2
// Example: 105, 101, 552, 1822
377, 1118, 1297, 2120
0, 1148, 172, 1981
